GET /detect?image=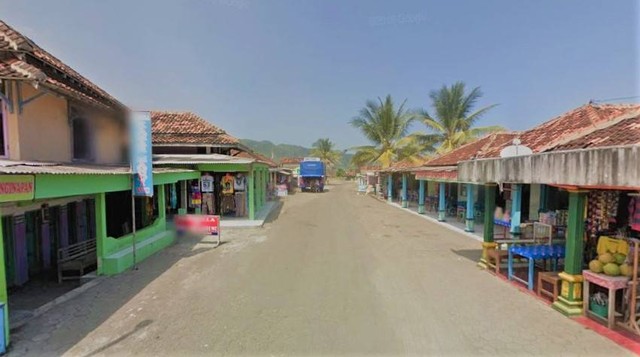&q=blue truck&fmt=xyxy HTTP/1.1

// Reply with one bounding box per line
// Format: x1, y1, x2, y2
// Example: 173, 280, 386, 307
299, 158, 325, 192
